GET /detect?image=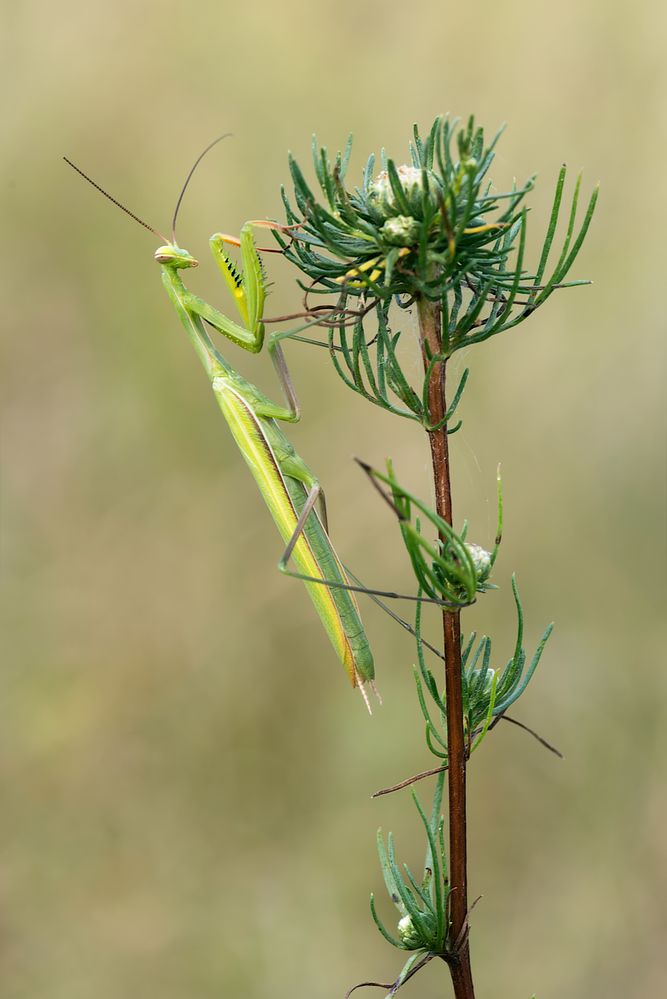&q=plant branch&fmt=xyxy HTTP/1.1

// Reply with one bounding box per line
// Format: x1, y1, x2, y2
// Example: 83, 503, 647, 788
417, 296, 475, 999
372, 763, 449, 798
